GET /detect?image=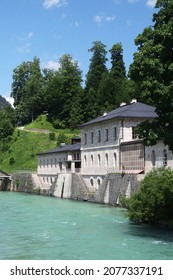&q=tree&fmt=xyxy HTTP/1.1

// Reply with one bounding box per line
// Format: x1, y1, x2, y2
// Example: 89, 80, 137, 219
109, 43, 126, 80
84, 41, 108, 119
44, 54, 84, 128
126, 168, 173, 226
97, 43, 129, 114
0, 107, 15, 140
11, 57, 45, 125
58, 54, 84, 128
129, 0, 173, 150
